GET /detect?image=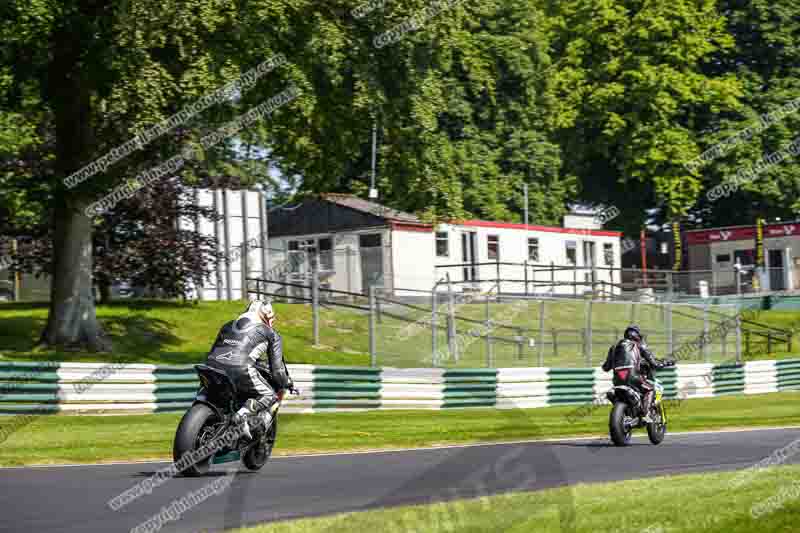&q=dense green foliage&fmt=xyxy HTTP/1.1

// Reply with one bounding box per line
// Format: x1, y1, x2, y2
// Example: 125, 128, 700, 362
2, 0, 800, 344
5, 1, 797, 234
